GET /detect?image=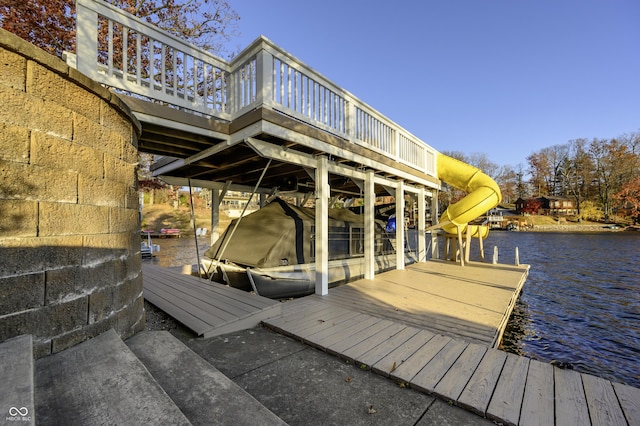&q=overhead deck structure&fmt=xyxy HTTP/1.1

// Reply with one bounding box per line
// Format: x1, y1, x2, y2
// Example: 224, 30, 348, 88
71, 0, 497, 295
